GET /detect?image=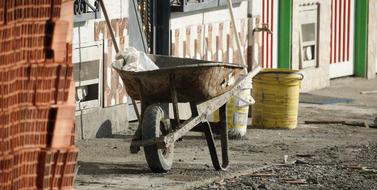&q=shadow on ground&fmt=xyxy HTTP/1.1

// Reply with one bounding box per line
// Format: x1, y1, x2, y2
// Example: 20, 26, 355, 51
77, 161, 150, 175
